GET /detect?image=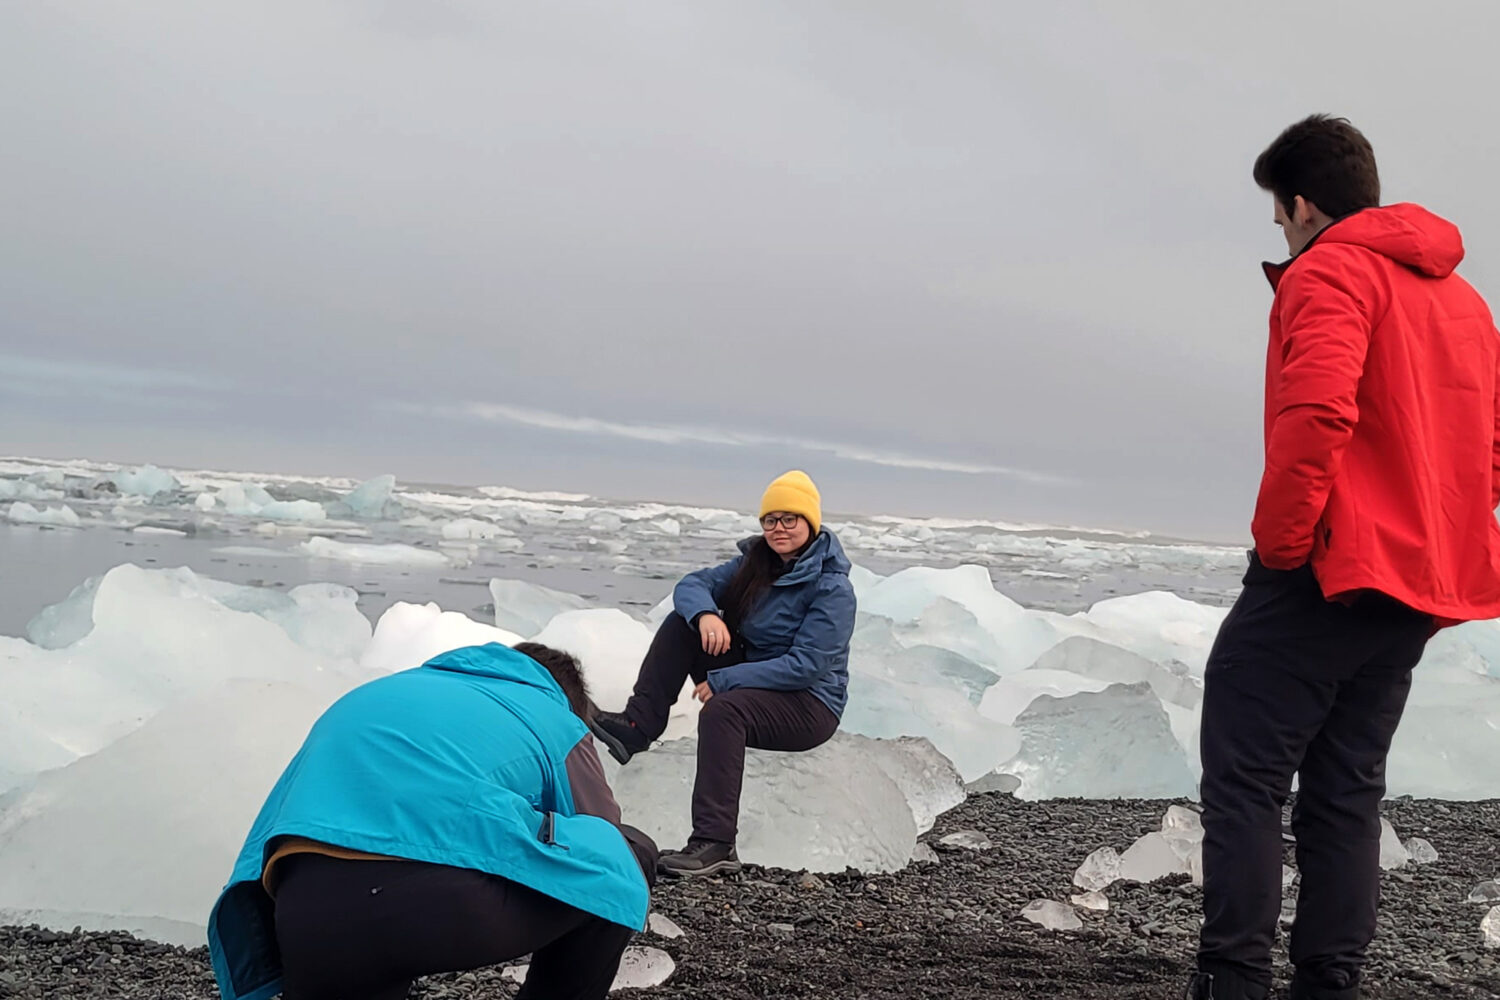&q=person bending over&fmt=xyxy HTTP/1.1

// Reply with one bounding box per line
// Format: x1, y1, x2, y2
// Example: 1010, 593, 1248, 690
208, 641, 655, 1000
